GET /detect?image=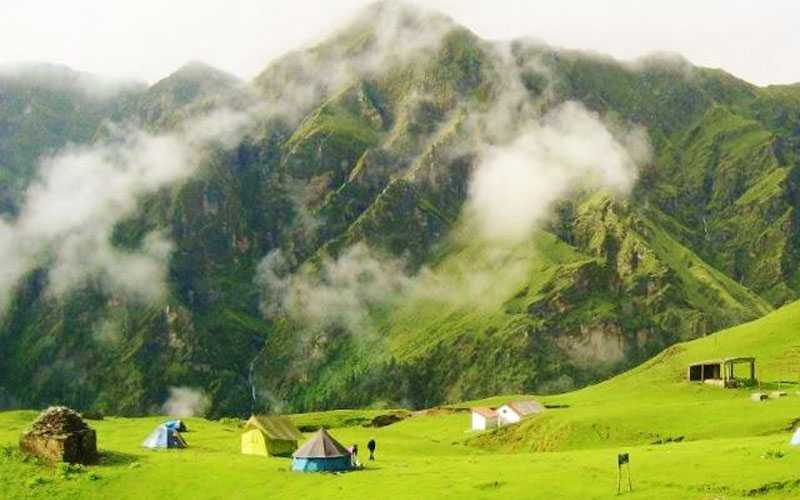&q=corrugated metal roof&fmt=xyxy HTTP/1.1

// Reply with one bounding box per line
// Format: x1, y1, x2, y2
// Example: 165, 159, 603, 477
505, 400, 544, 416
293, 428, 350, 458
471, 407, 497, 418
244, 415, 302, 441
688, 357, 755, 367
